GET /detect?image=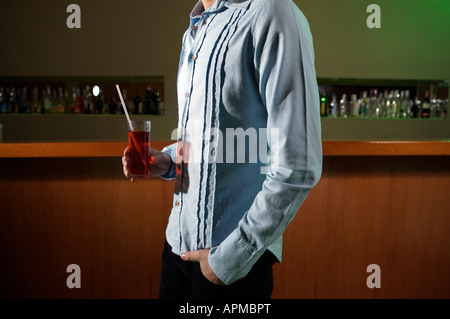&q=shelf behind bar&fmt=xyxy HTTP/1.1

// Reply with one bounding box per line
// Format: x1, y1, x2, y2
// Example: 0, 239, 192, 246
1, 141, 450, 158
